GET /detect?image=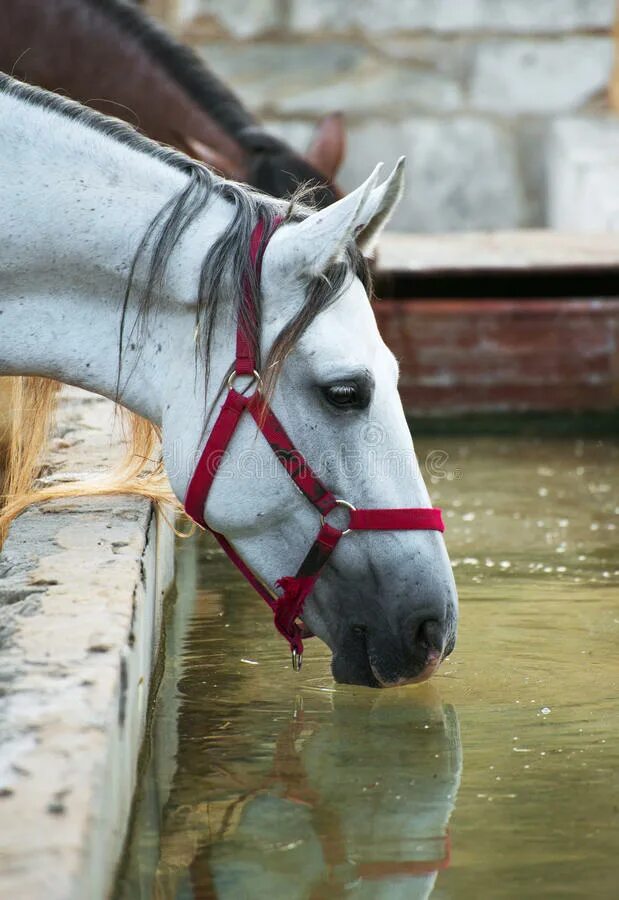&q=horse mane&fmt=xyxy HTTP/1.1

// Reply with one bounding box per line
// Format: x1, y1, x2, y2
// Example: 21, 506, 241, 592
0, 74, 370, 544
81, 0, 338, 204
84, 0, 258, 144
83, 0, 300, 162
